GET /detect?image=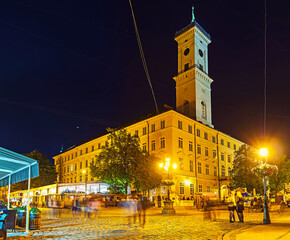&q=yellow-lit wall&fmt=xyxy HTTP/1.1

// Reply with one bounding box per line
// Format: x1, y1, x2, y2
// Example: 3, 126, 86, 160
54, 110, 243, 198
